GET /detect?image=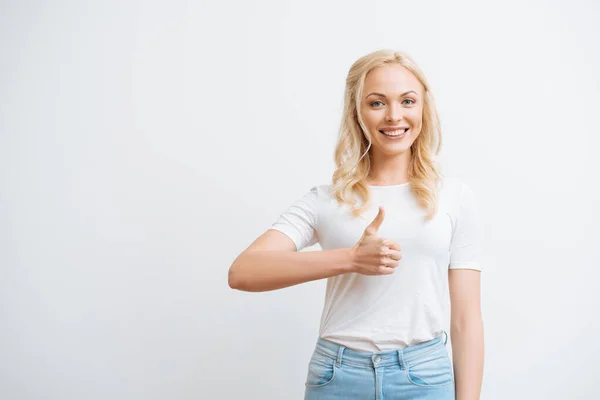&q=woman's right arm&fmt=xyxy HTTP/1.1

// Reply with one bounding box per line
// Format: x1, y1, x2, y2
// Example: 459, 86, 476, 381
228, 207, 402, 292
228, 229, 354, 292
